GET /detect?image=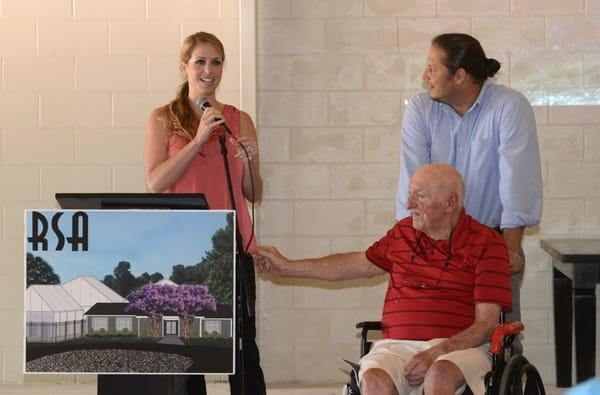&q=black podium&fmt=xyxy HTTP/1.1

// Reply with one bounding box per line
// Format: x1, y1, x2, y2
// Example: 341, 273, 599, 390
56, 192, 209, 395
